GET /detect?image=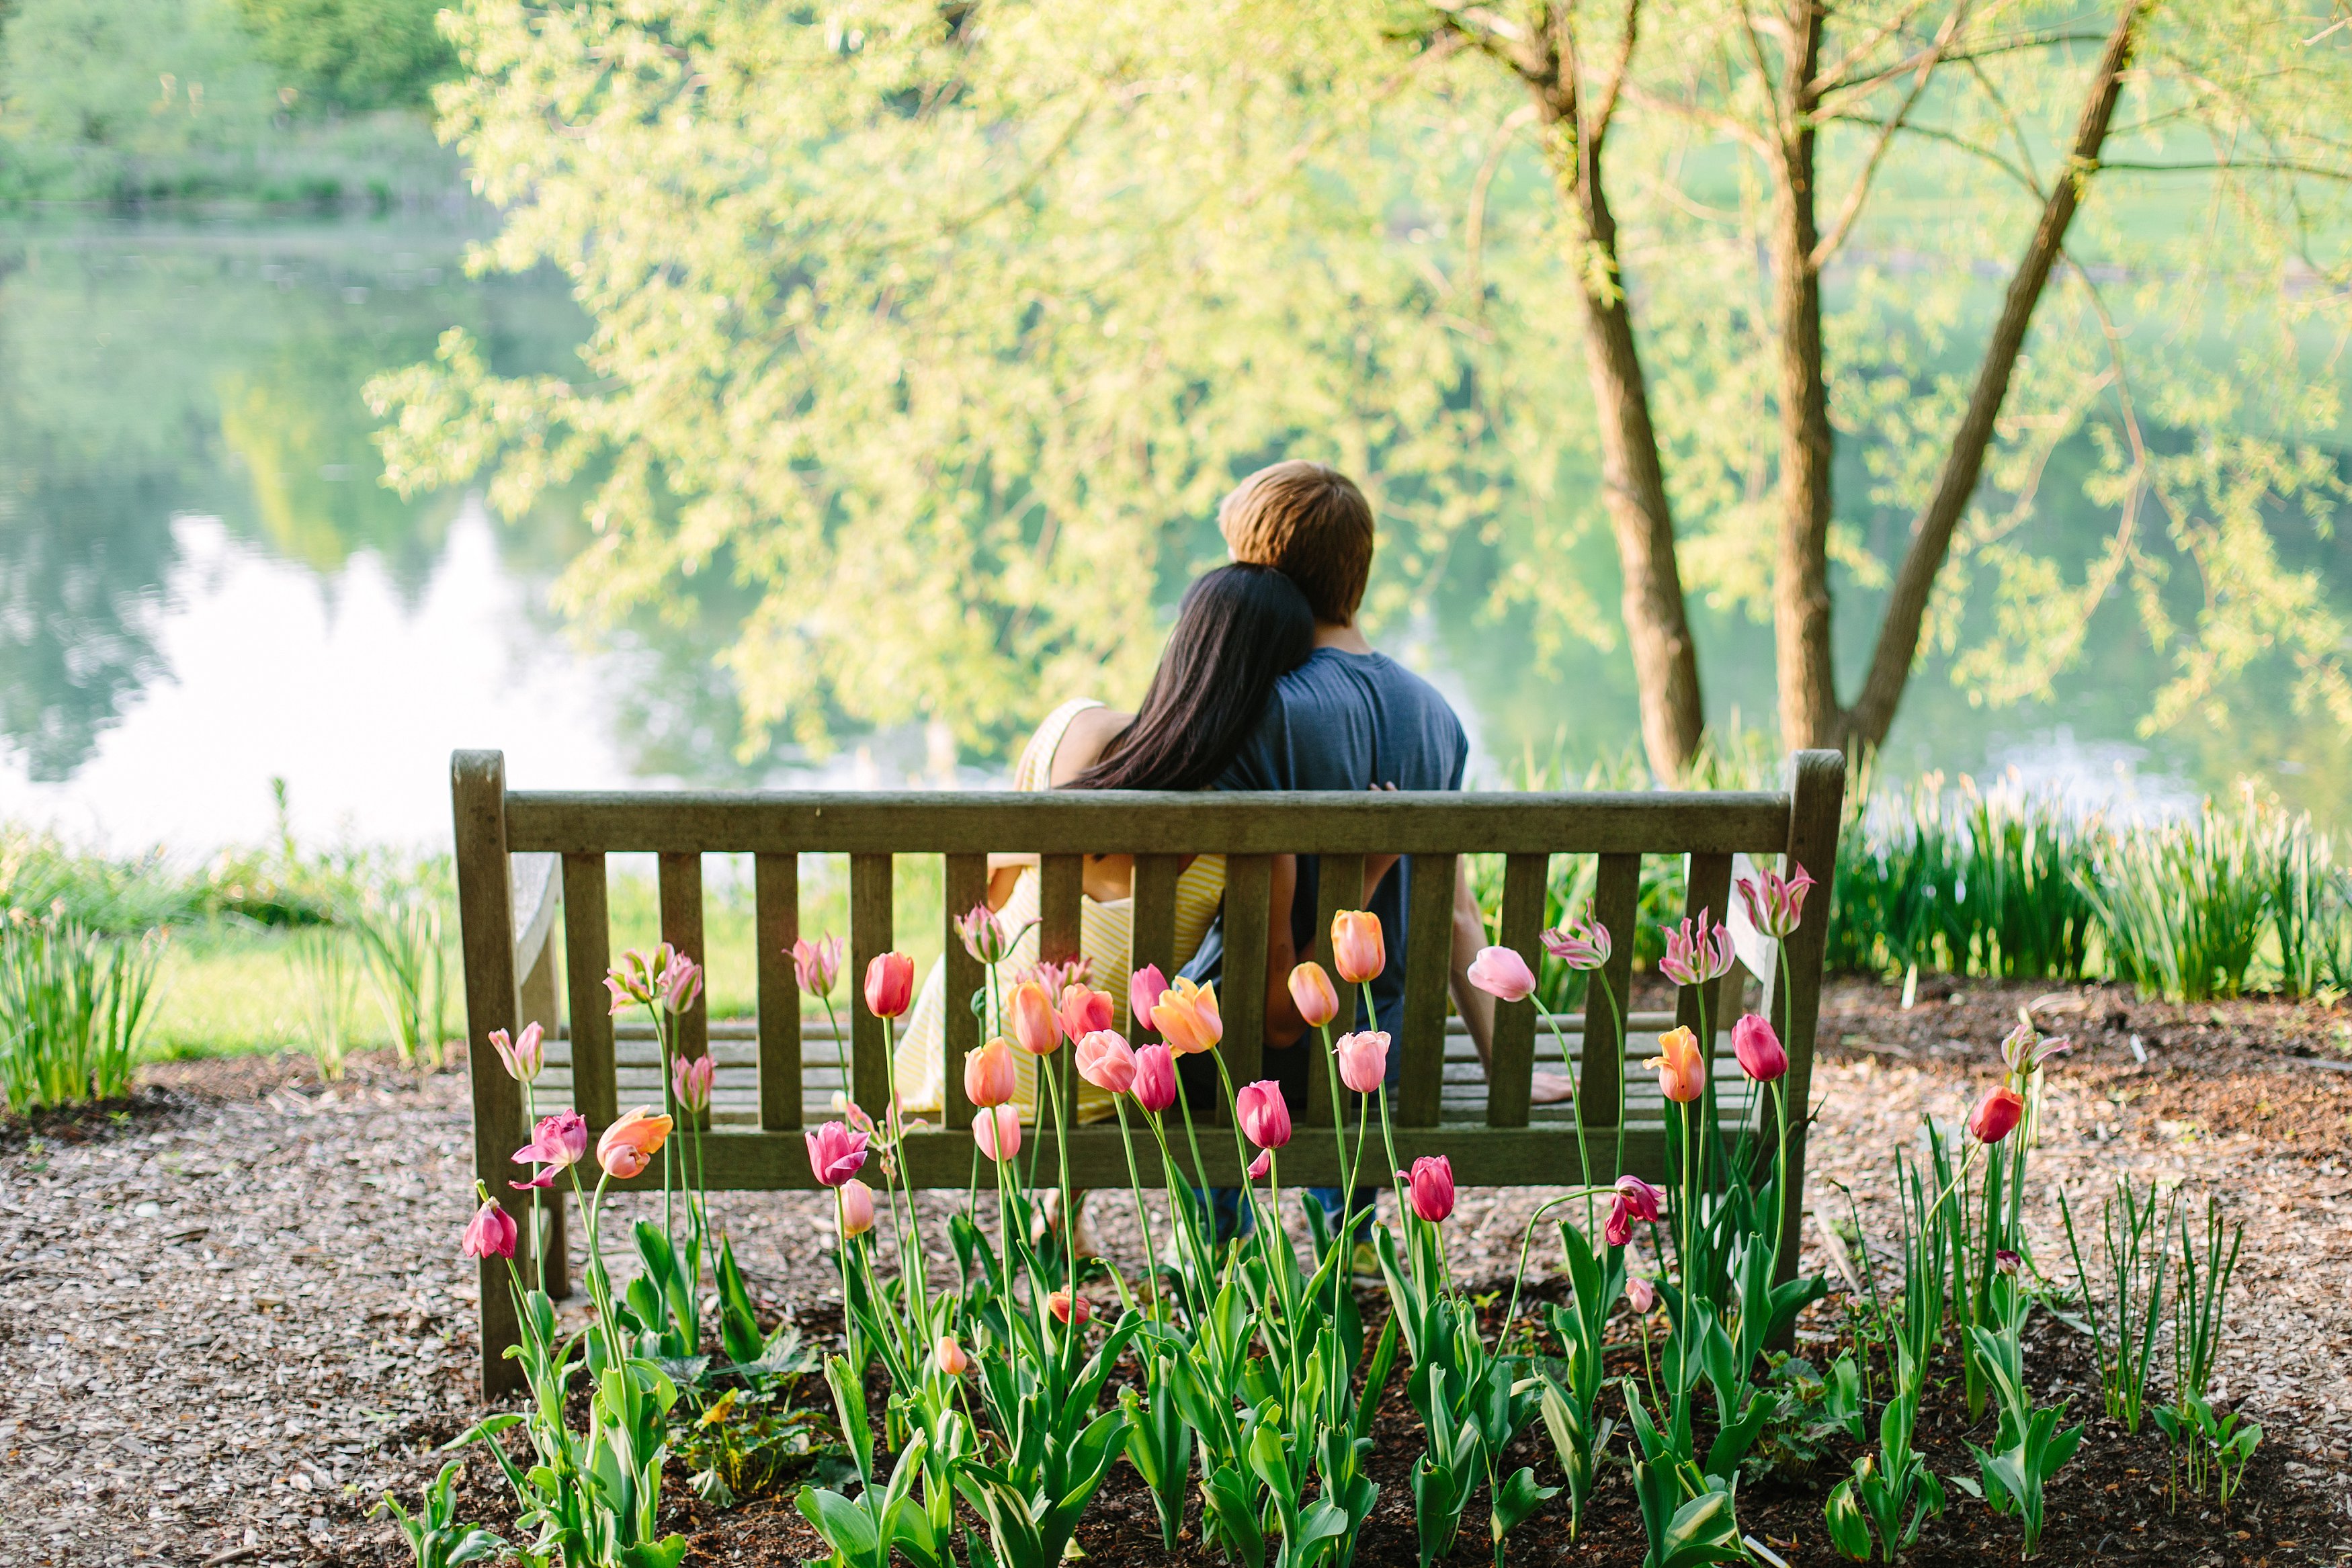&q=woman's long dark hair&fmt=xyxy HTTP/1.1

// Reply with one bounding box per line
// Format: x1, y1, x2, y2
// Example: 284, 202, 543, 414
1066, 564, 1314, 791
